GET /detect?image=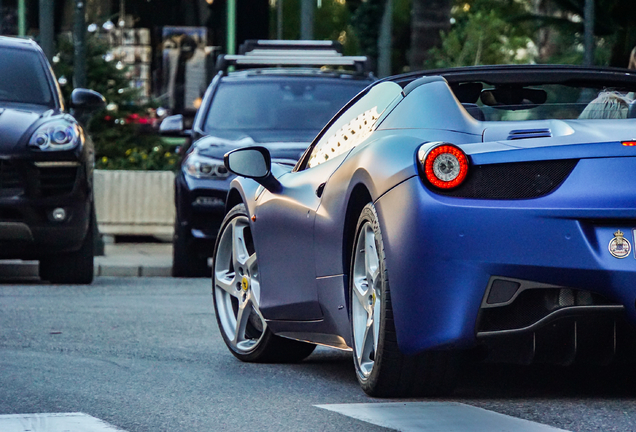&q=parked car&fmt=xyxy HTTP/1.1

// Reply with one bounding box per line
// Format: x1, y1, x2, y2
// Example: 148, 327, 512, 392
160, 40, 375, 277
0, 36, 105, 284
213, 64, 636, 397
